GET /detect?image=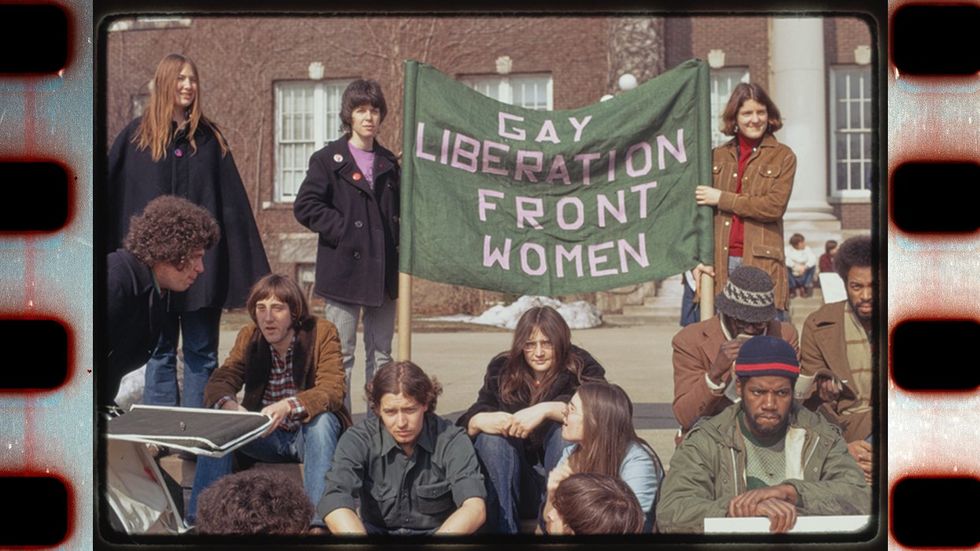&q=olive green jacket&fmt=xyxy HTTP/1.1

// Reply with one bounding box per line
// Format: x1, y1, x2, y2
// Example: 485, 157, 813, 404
656, 403, 870, 533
